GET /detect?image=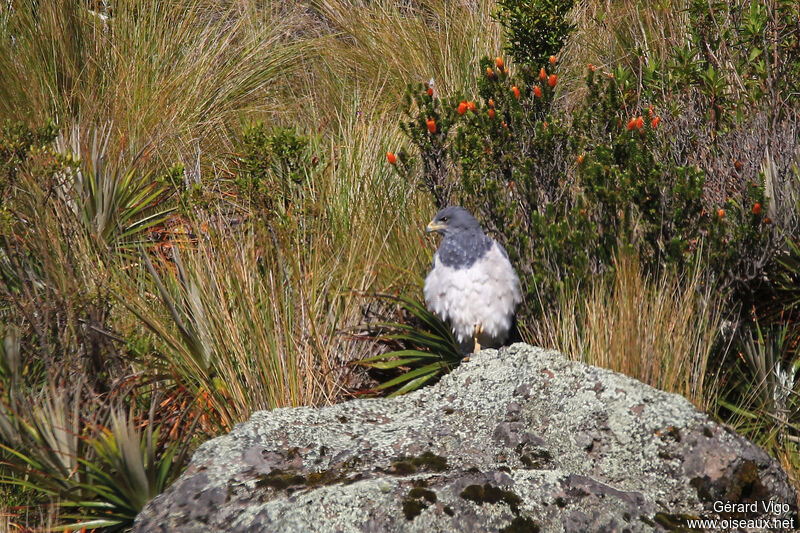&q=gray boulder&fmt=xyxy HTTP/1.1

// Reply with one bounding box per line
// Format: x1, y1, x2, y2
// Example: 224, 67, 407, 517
135, 344, 797, 532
